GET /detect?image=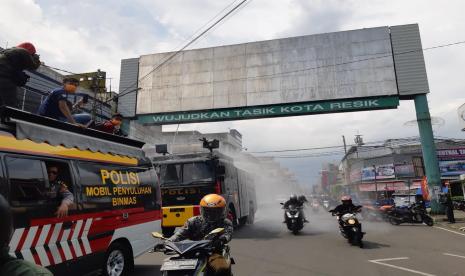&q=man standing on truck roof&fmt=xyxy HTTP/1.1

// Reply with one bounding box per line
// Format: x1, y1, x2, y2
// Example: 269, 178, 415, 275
46, 164, 74, 218
0, 42, 41, 108
0, 194, 53, 276
38, 77, 92, 127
